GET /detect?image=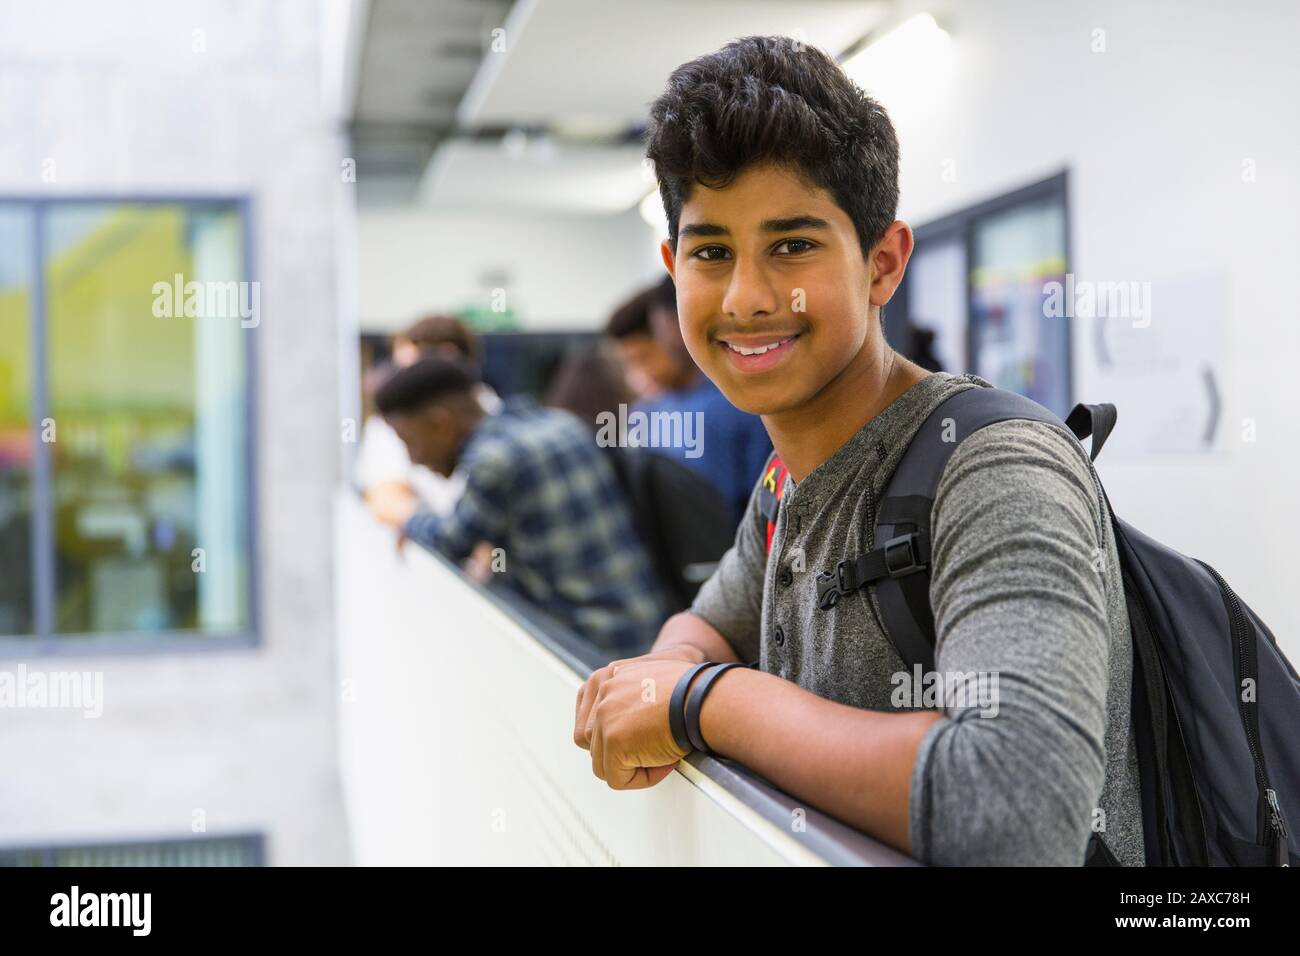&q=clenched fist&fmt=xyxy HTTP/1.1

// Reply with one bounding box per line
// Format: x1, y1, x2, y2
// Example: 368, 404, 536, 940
572, 652, 706, 789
